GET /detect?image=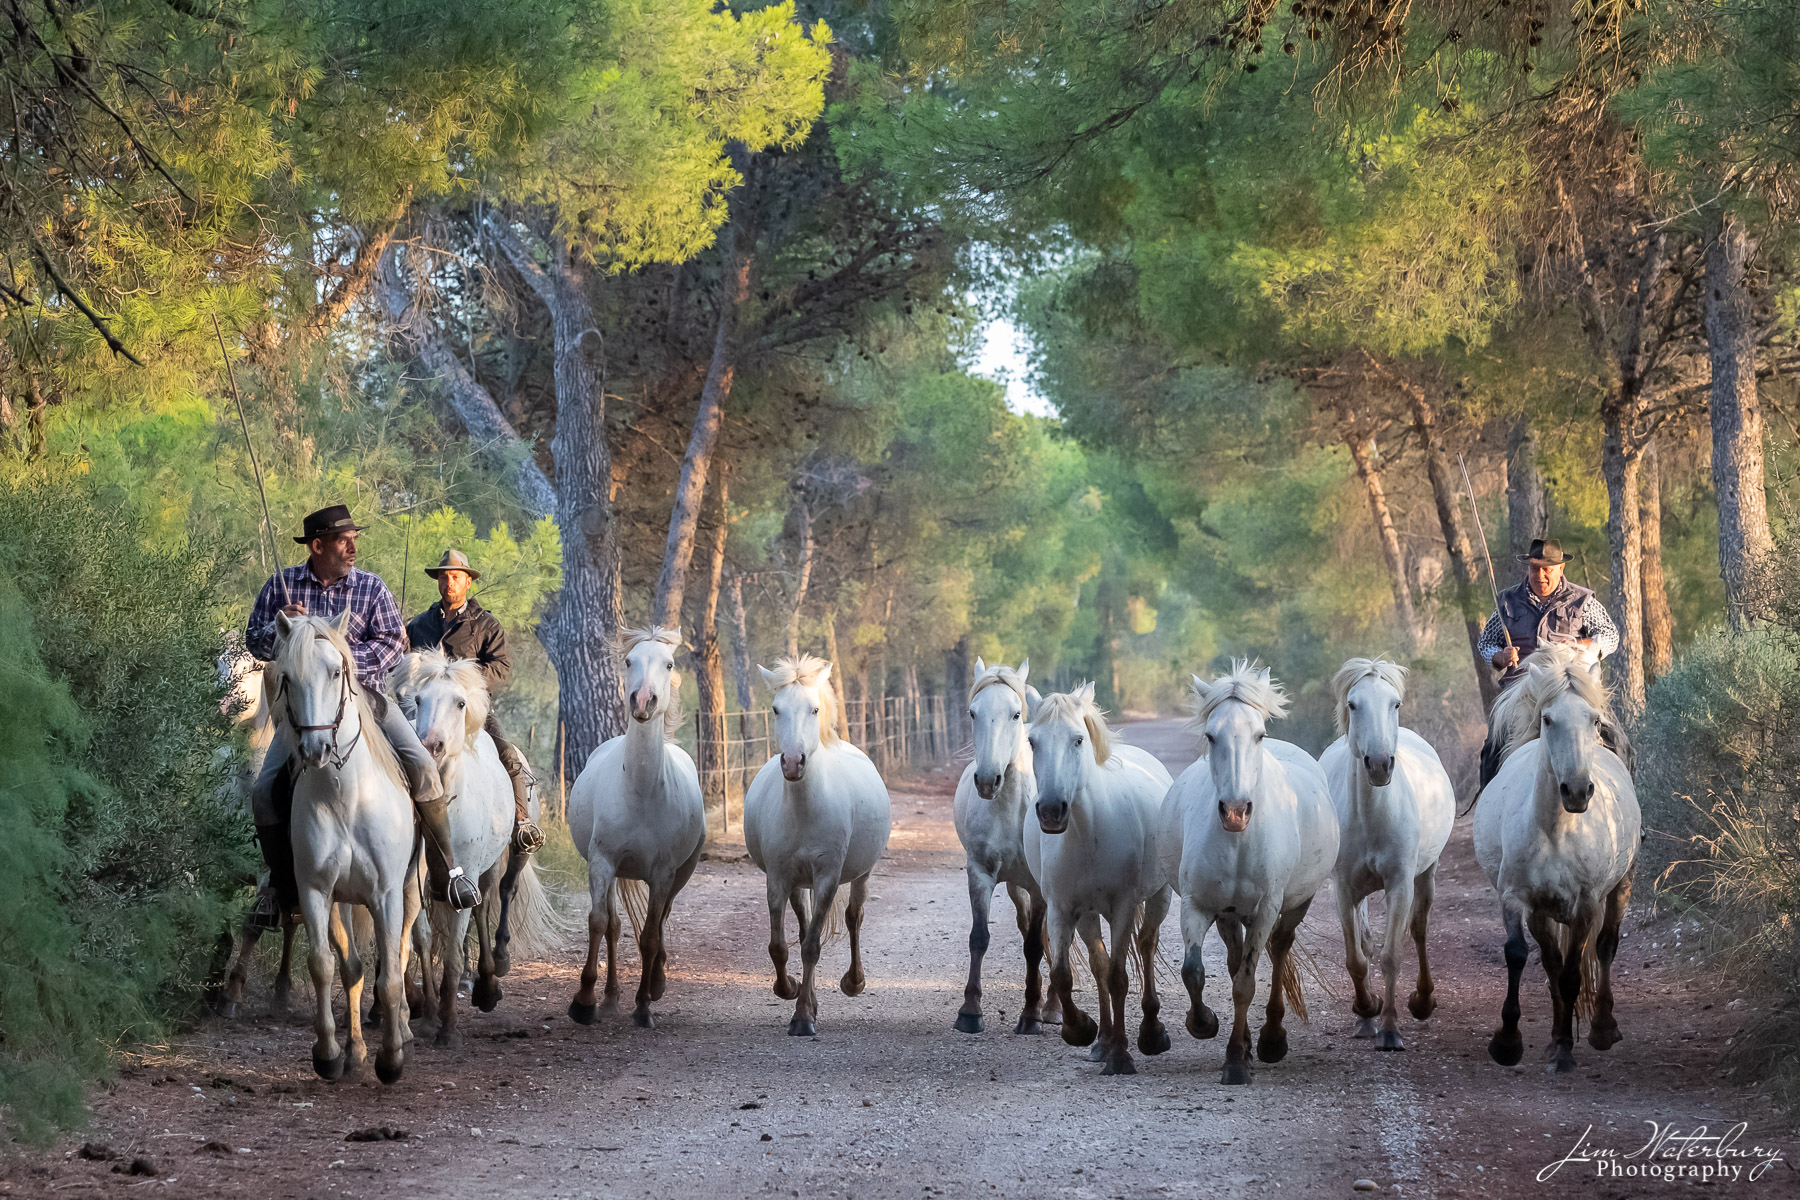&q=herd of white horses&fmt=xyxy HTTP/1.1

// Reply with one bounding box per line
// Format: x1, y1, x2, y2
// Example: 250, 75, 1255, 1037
221, 612, 1640, 1088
